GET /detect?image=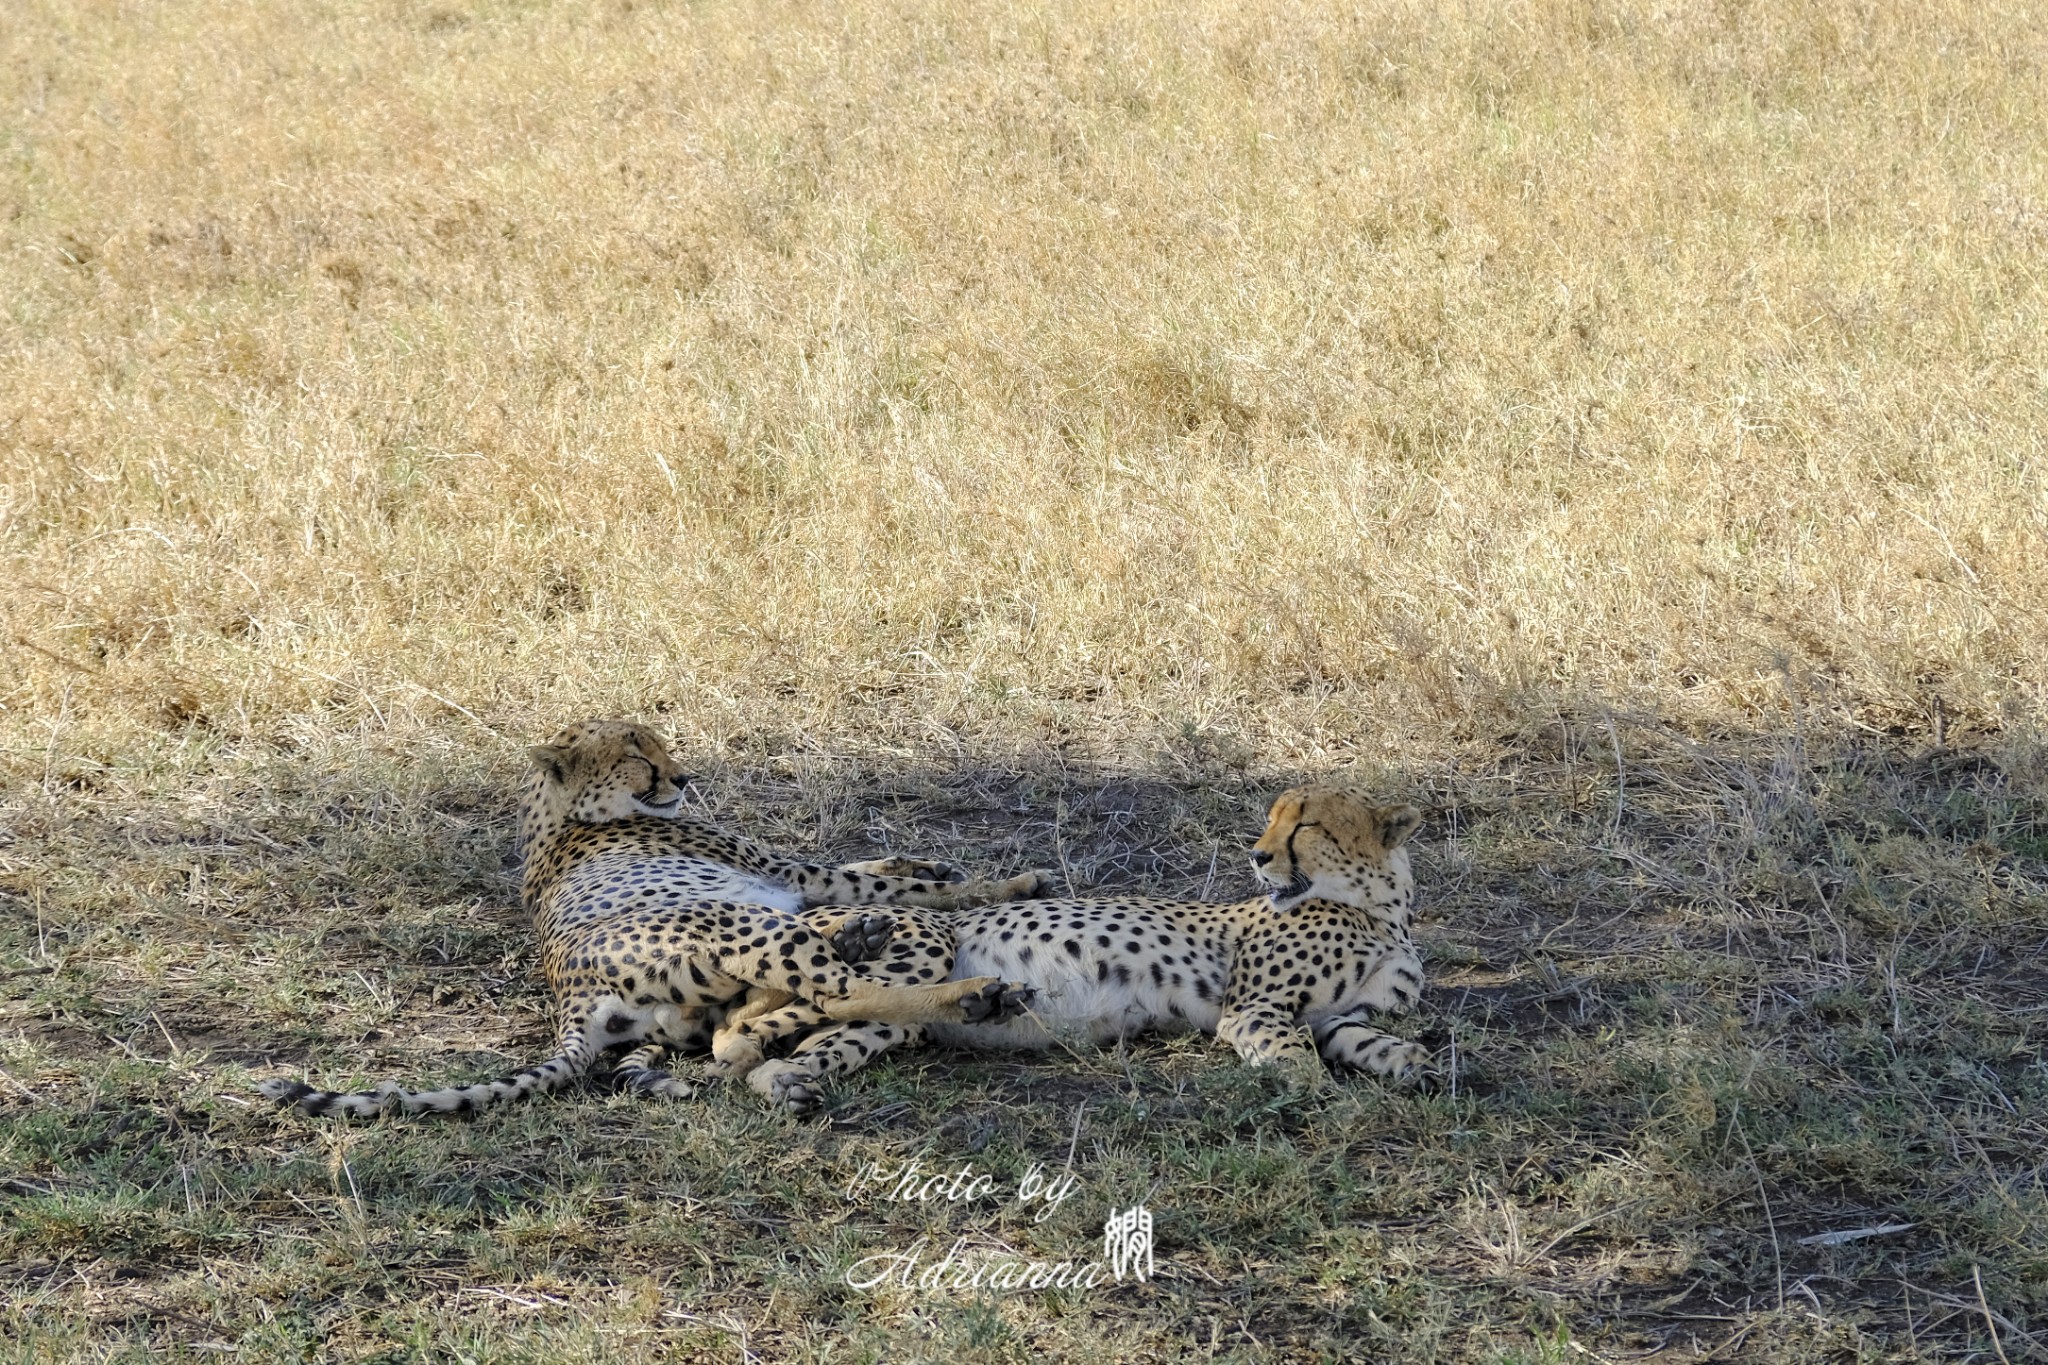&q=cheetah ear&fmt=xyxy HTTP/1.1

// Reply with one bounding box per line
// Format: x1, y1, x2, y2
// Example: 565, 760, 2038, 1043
527, 745, 571, 785
1375, 805, 1422, 850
